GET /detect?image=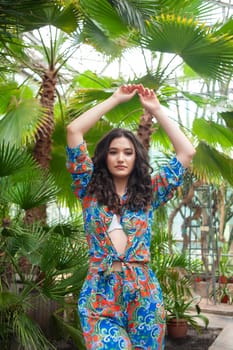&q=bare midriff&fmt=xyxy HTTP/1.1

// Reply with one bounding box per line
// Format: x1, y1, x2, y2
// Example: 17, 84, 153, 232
108, 215, 145, 272
108, 227, 128, 256
111, 261, 146, 271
